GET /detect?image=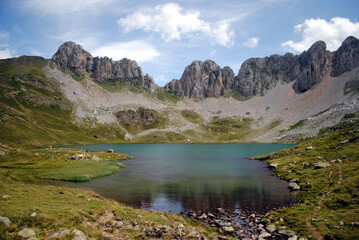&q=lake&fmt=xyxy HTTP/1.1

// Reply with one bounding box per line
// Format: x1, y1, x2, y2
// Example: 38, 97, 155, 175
60, 143, 295, 214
